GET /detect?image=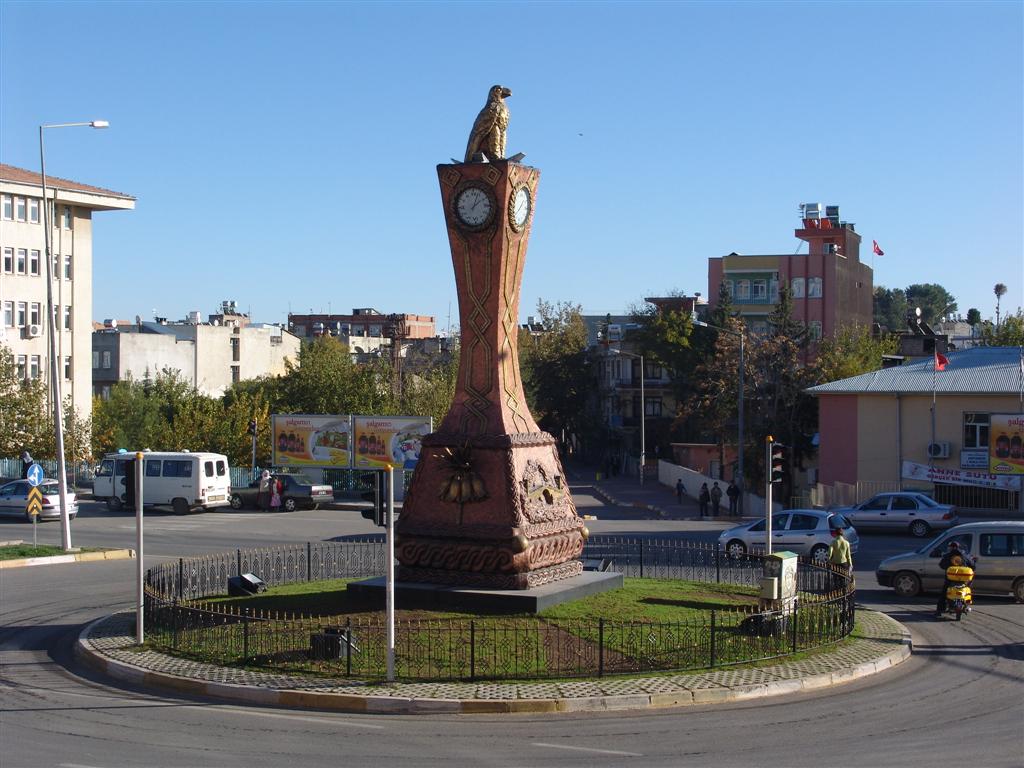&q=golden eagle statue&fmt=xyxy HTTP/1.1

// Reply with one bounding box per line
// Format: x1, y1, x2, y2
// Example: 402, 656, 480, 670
464, 85, 512, 163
